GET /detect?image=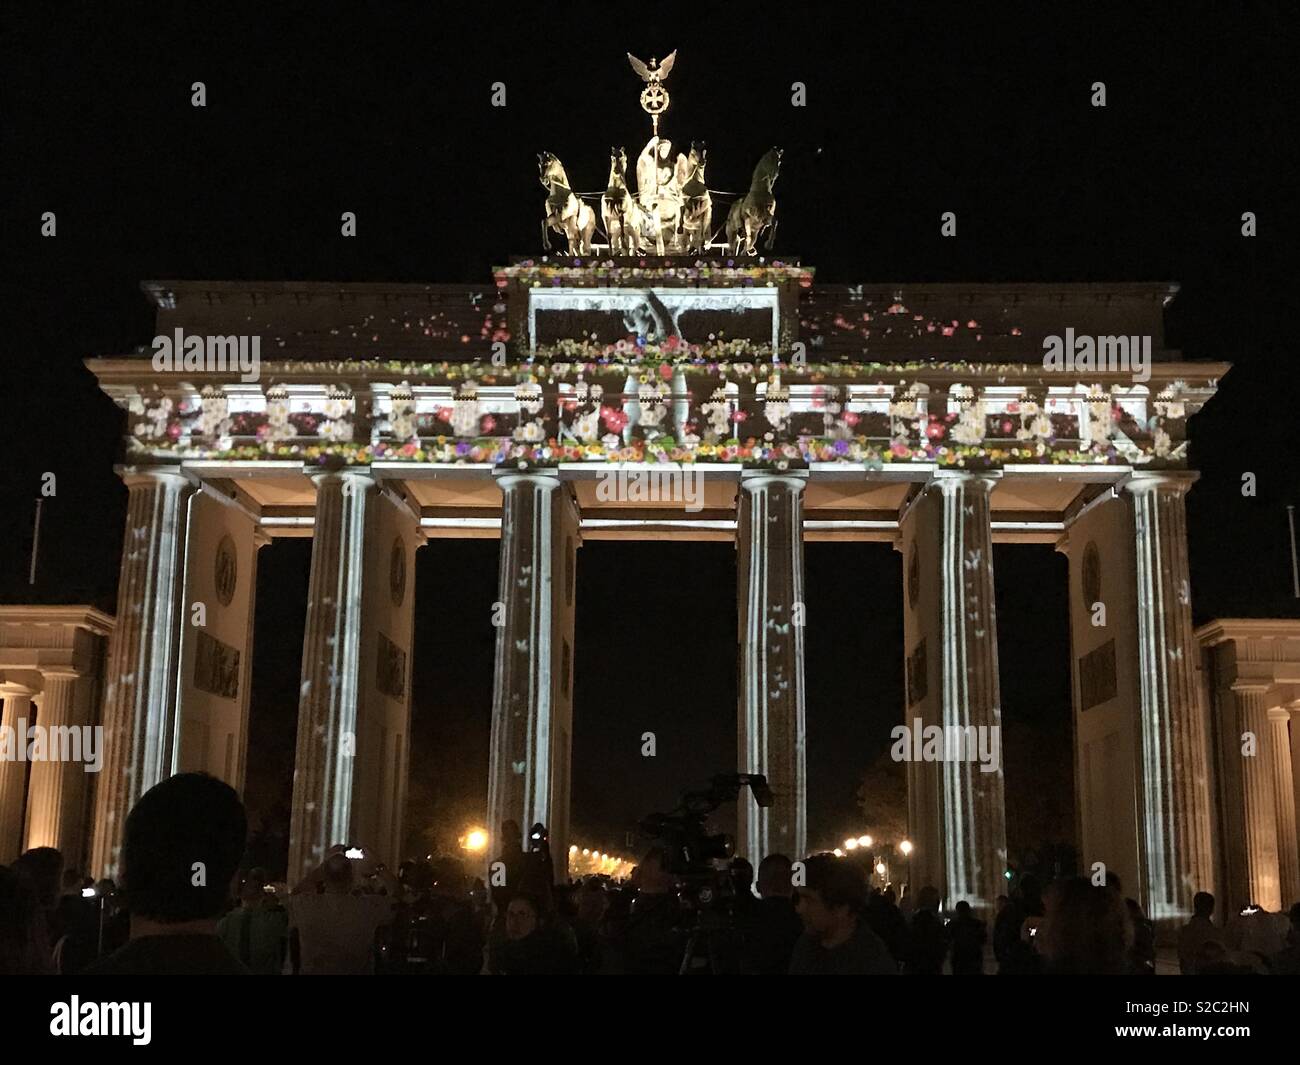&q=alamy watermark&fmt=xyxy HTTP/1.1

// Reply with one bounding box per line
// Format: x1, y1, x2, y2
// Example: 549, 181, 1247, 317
151, 328, 261, 382
0, 719, 103, 773
890, 717, 1001, 774
1042, 329, 1150, 383
50, 997, 151, 1045
595, 463, 704, 513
